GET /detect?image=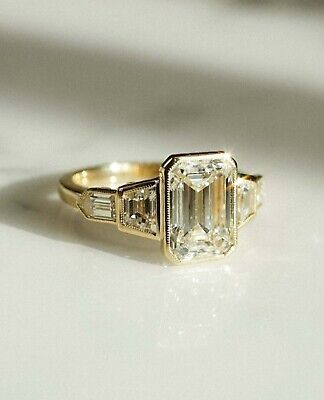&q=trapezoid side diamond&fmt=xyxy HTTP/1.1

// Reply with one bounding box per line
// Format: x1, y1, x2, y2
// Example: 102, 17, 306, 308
119, 179, 159, 238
